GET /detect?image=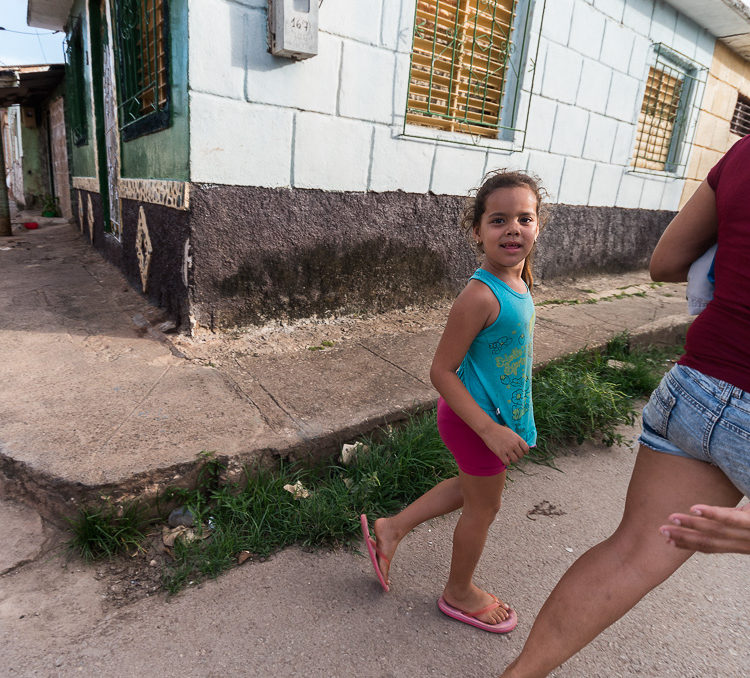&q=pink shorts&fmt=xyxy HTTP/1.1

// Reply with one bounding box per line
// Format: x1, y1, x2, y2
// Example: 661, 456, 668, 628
437, 397, 506, 477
